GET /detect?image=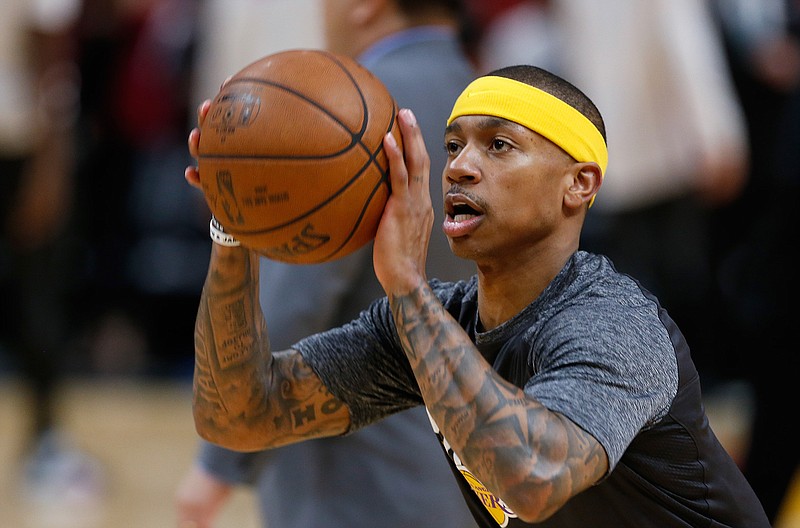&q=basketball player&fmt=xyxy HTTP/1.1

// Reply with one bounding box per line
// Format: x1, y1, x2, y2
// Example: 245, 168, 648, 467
175, 1, 478, 527
183, 64, 770, 526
